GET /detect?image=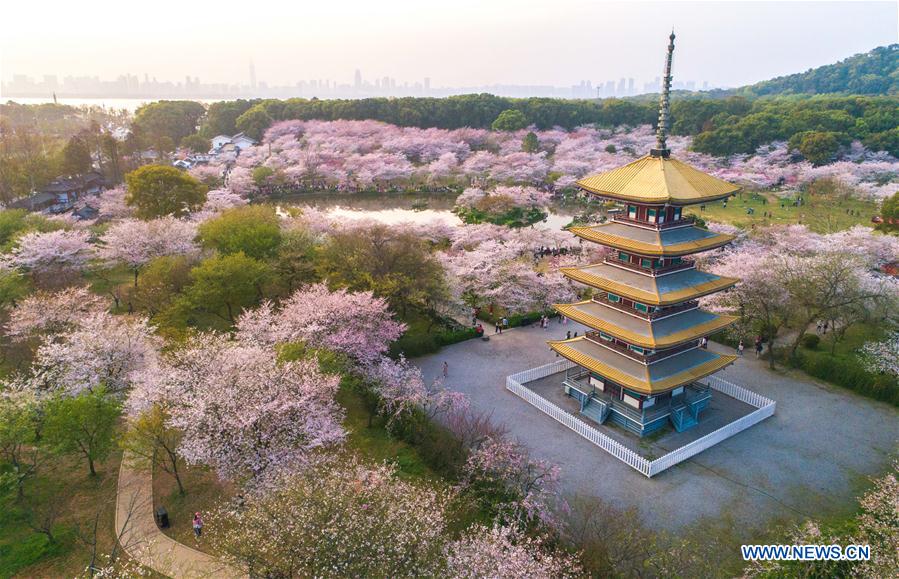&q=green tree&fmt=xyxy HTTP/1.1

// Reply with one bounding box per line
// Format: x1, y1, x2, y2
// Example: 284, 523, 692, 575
183, 252, 271, 323
43, 389, 121, 477
200, 99, 257, 137
317, 223, 447, 316
0, 270, 30, 310
198, 205, 283, 260
788, 131, 845, 166
124, 164, 207, 218
120, 405, 186, 495
133, 100, 206, 147
235, 106, 274, 140
491, 109, 528, 132
521, 131, 539, 153
877, 191, 899, 233
274, 228, 321, 292
0, 393, 41, 498
180, 134, 211, 154
125, 255, 193, 316
61, 135, 93, 175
